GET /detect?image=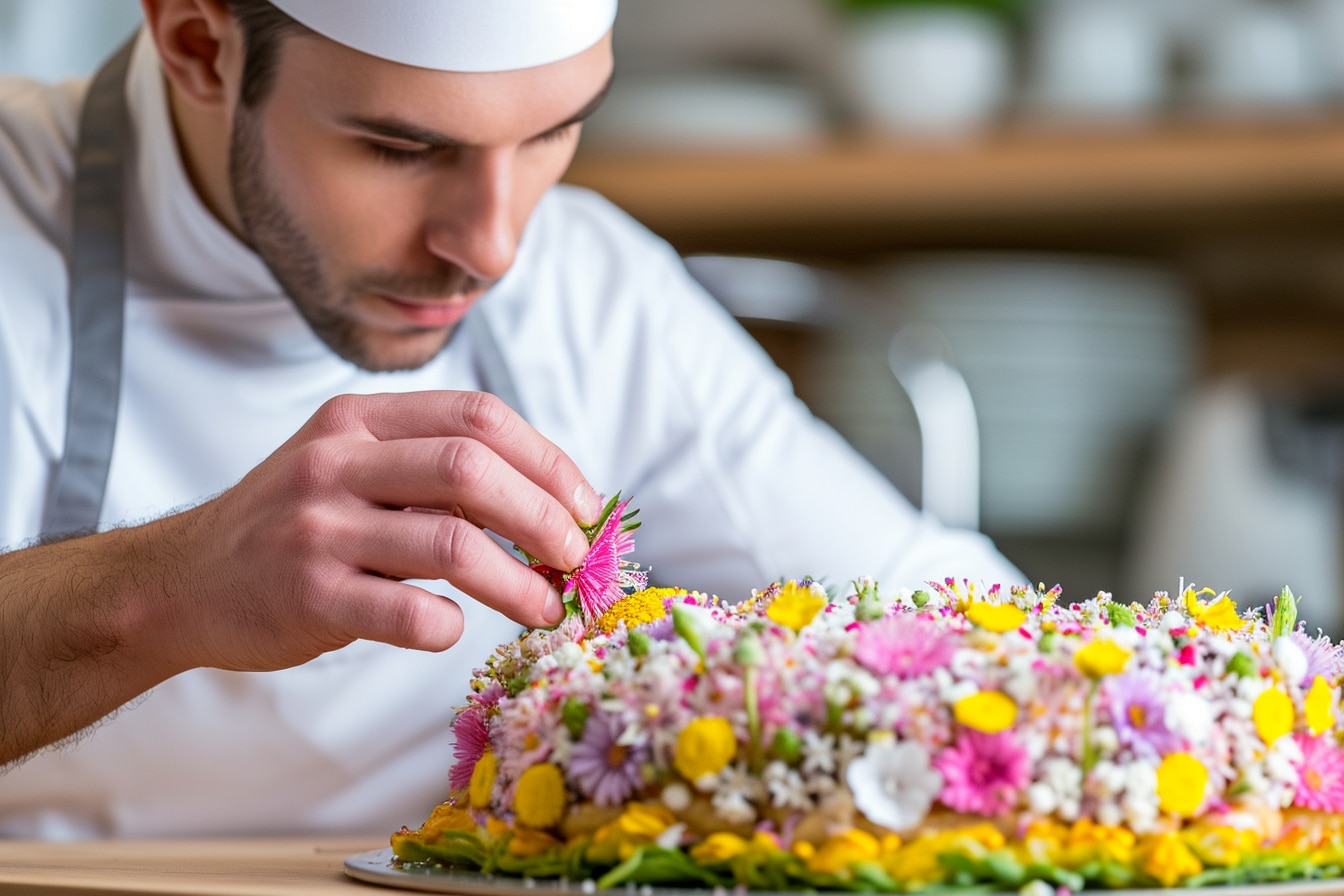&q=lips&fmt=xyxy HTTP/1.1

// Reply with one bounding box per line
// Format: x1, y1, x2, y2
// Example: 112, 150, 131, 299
376, 293, 476, 328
